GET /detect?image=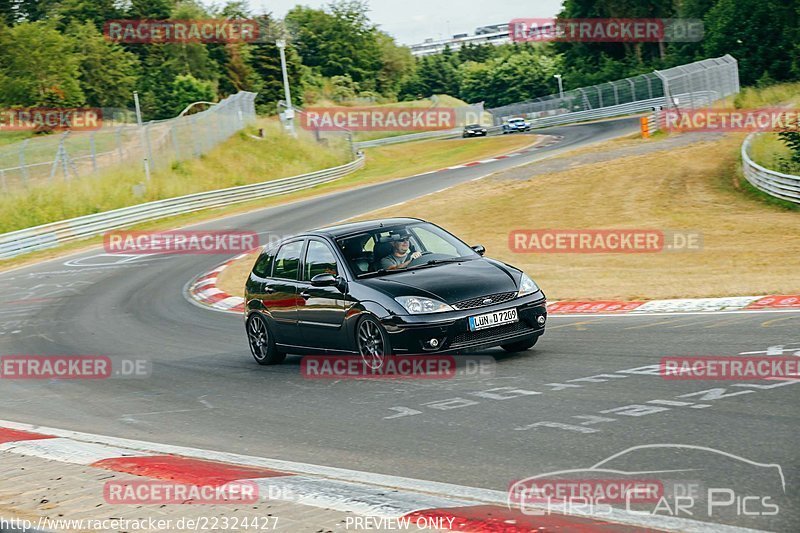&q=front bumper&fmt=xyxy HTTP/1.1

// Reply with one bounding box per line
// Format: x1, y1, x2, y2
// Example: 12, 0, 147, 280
381, 293, 547, 354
